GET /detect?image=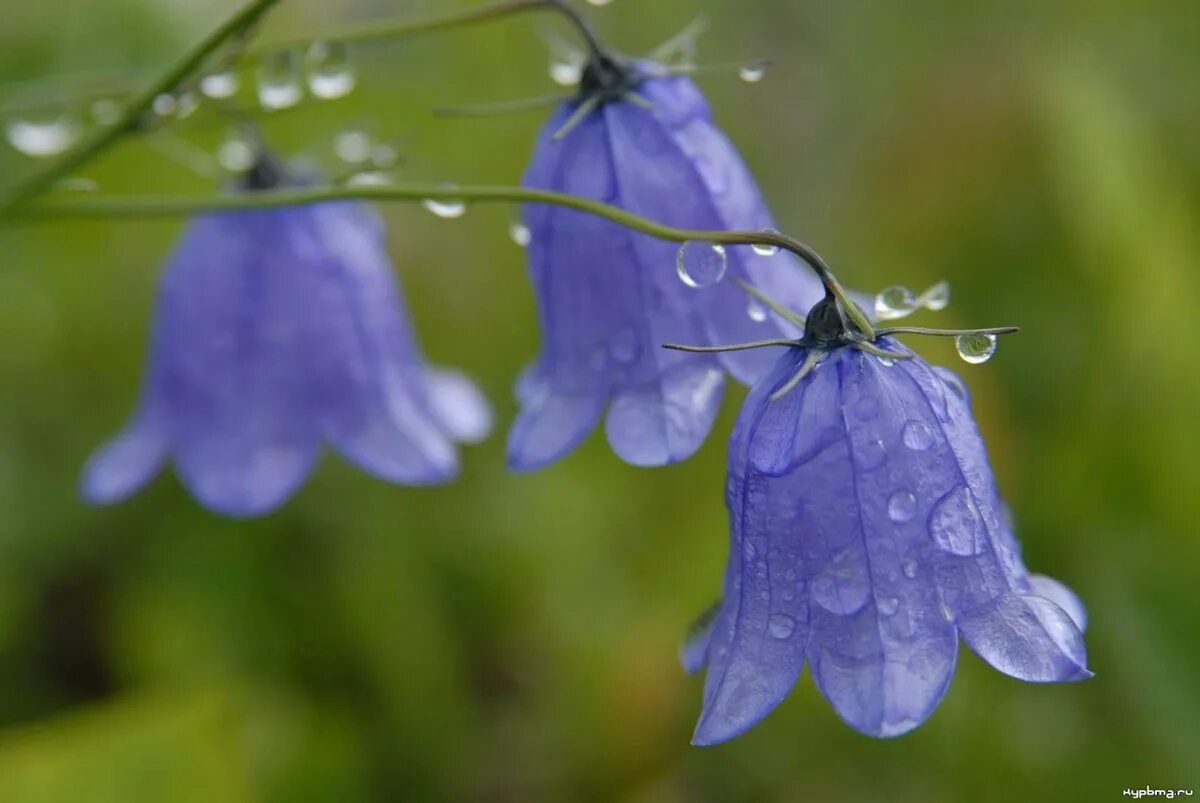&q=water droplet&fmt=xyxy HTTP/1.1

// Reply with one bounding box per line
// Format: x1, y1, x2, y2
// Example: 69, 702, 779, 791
174, 91, 199, 119
306, 41, 357, 100
422, 185, 467, 219
738, 63, 767, 83
151, 93, 178, 118
509, 219, 532, 248
585, 0, 614, 5
333, 129, 372, 164
955, 333, 997, 364
747, 299, 768, 323
751, 229, 781, 256
6, 115, 79, 158
920, 280, 950, 311
217, 128, 255, 172
878, 597, 900, 616
676, 241, 727, 288
857, 438, 887, 471
256, 51, 304, 111
901, 420, 936, 451
888, 490, 917, 523
200, 70, 239, 100
874, 285, 918, 320
812, 548, 870, 615
90, 99, 121, 125
549, 57, 582, 86
929, 486, 984, 555
345, 171, 391, 187
877, 356, 897, 368
902, 560, 919, 579
767, 614, 796, 639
